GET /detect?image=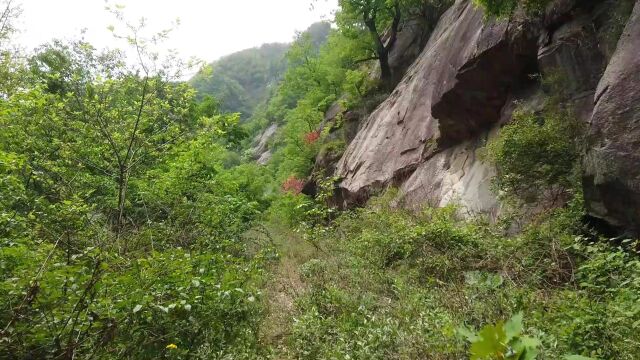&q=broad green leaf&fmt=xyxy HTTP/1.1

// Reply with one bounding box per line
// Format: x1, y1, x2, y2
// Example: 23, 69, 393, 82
470, 323, 506, 359
505, 312, 524, 341
457, 326, 479, 342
